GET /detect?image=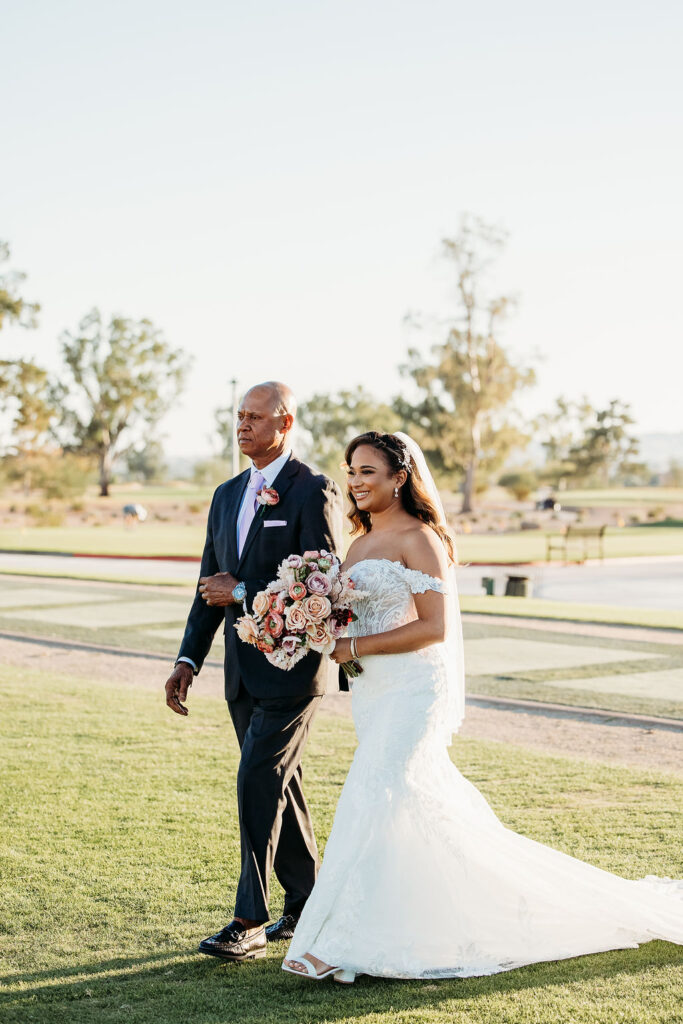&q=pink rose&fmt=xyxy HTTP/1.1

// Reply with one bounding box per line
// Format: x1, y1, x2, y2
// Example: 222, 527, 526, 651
281, 635, 302, 657
257, 487, 279, 506
269, 593, 286, 614
264, 611, 284, 638
303, 593, 332, 623
306, 570, 332, 595
287, 554, 304, 569
252, 591, 270, 618
234, 615, 260, 645
289, 581, 307, 601
285, 602, 308, 632
302, 550, 320, 561
305, 621, 334, 653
